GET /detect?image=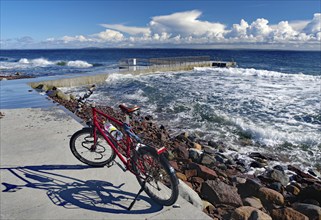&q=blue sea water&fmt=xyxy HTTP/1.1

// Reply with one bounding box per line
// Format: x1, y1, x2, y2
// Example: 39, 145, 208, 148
1, 49, 321, 169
